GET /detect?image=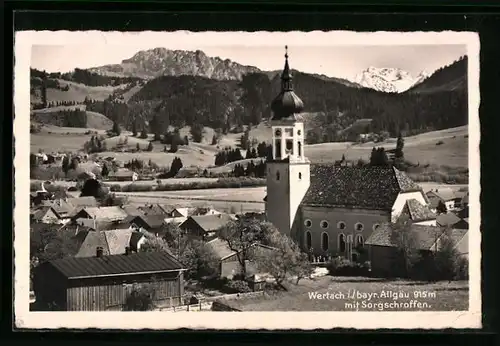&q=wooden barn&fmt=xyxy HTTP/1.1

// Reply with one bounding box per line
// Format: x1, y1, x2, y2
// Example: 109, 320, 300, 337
33, 251, 185, 311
